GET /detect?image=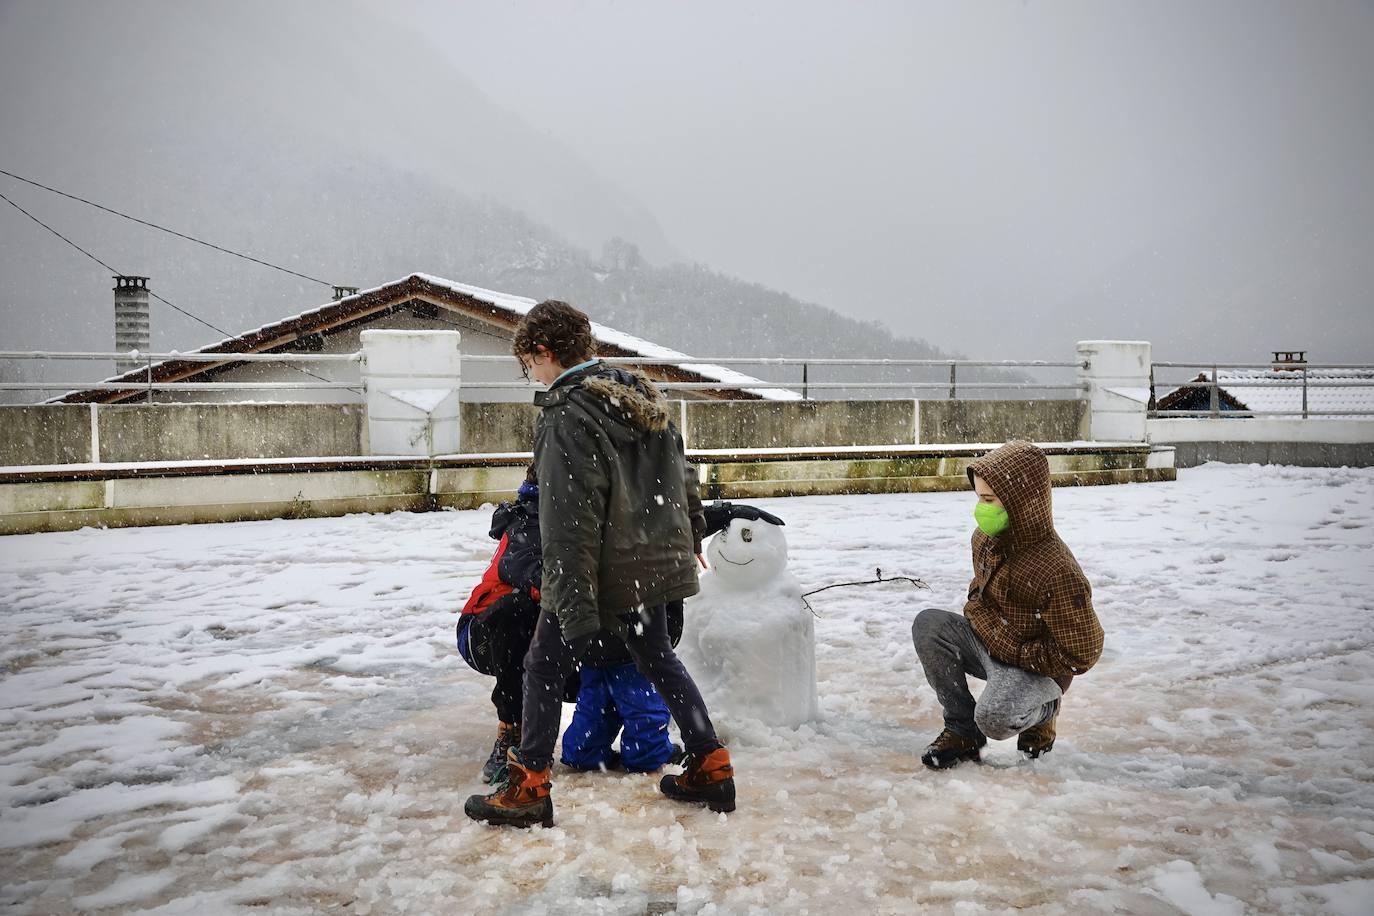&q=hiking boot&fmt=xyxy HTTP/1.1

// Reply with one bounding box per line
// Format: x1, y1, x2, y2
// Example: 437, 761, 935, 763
921, 729, 987, 770
464, 749, 554, 828
1018, 714, 1057, 759
481, 721, 519, 784
659, 745, 736, 813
